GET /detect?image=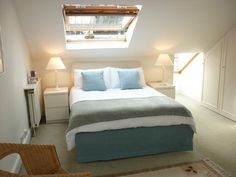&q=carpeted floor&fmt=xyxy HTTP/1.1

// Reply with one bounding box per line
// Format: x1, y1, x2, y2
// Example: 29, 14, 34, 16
30, 95, 236, 176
